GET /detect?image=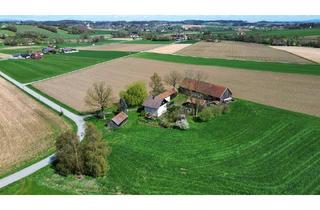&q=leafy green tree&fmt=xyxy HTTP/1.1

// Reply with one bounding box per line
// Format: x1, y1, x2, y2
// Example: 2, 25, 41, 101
120, 81, 148, 107
149, 72, 165, 96
55, 131, 83, 176
81, 124, 110, 177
